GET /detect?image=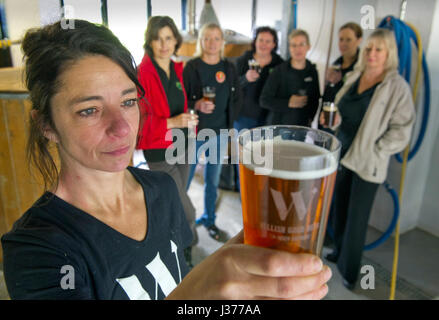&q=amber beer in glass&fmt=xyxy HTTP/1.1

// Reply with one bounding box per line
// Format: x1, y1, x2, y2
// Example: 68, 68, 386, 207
248, 59, 261, 73
238, 126, 340, 256
203, 86, 216, 103
322, 102, 338, 127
